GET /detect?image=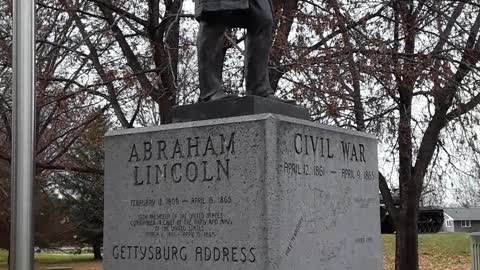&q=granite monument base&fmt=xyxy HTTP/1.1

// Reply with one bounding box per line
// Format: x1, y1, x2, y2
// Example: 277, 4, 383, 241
104, 114, 382, 270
